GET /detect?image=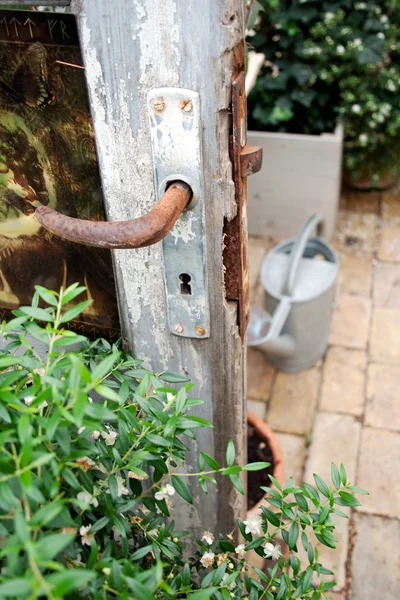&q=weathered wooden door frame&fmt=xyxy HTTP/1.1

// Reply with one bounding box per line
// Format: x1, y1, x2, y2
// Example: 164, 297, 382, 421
2, 0, 249, 537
